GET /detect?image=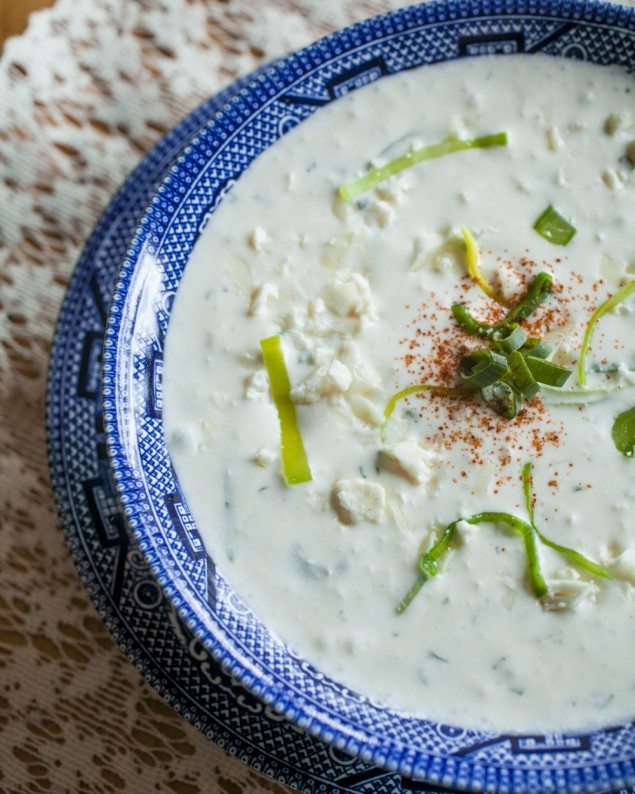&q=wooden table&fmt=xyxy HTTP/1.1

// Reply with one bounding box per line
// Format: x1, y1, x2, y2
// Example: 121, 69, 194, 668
0, 0, 54, 50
